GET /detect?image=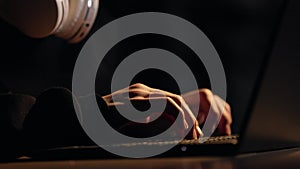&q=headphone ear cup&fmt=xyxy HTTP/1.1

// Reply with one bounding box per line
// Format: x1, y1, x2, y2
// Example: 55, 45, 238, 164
54, 0, 99, 43
68, 0, 99, 43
